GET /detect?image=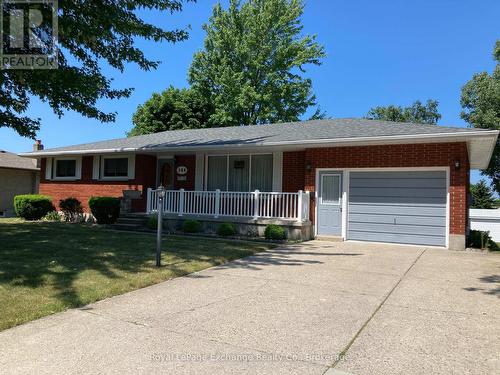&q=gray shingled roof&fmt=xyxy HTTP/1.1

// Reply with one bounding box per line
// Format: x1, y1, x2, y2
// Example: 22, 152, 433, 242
0, 150, 39, 170
21, 118, 492, 155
